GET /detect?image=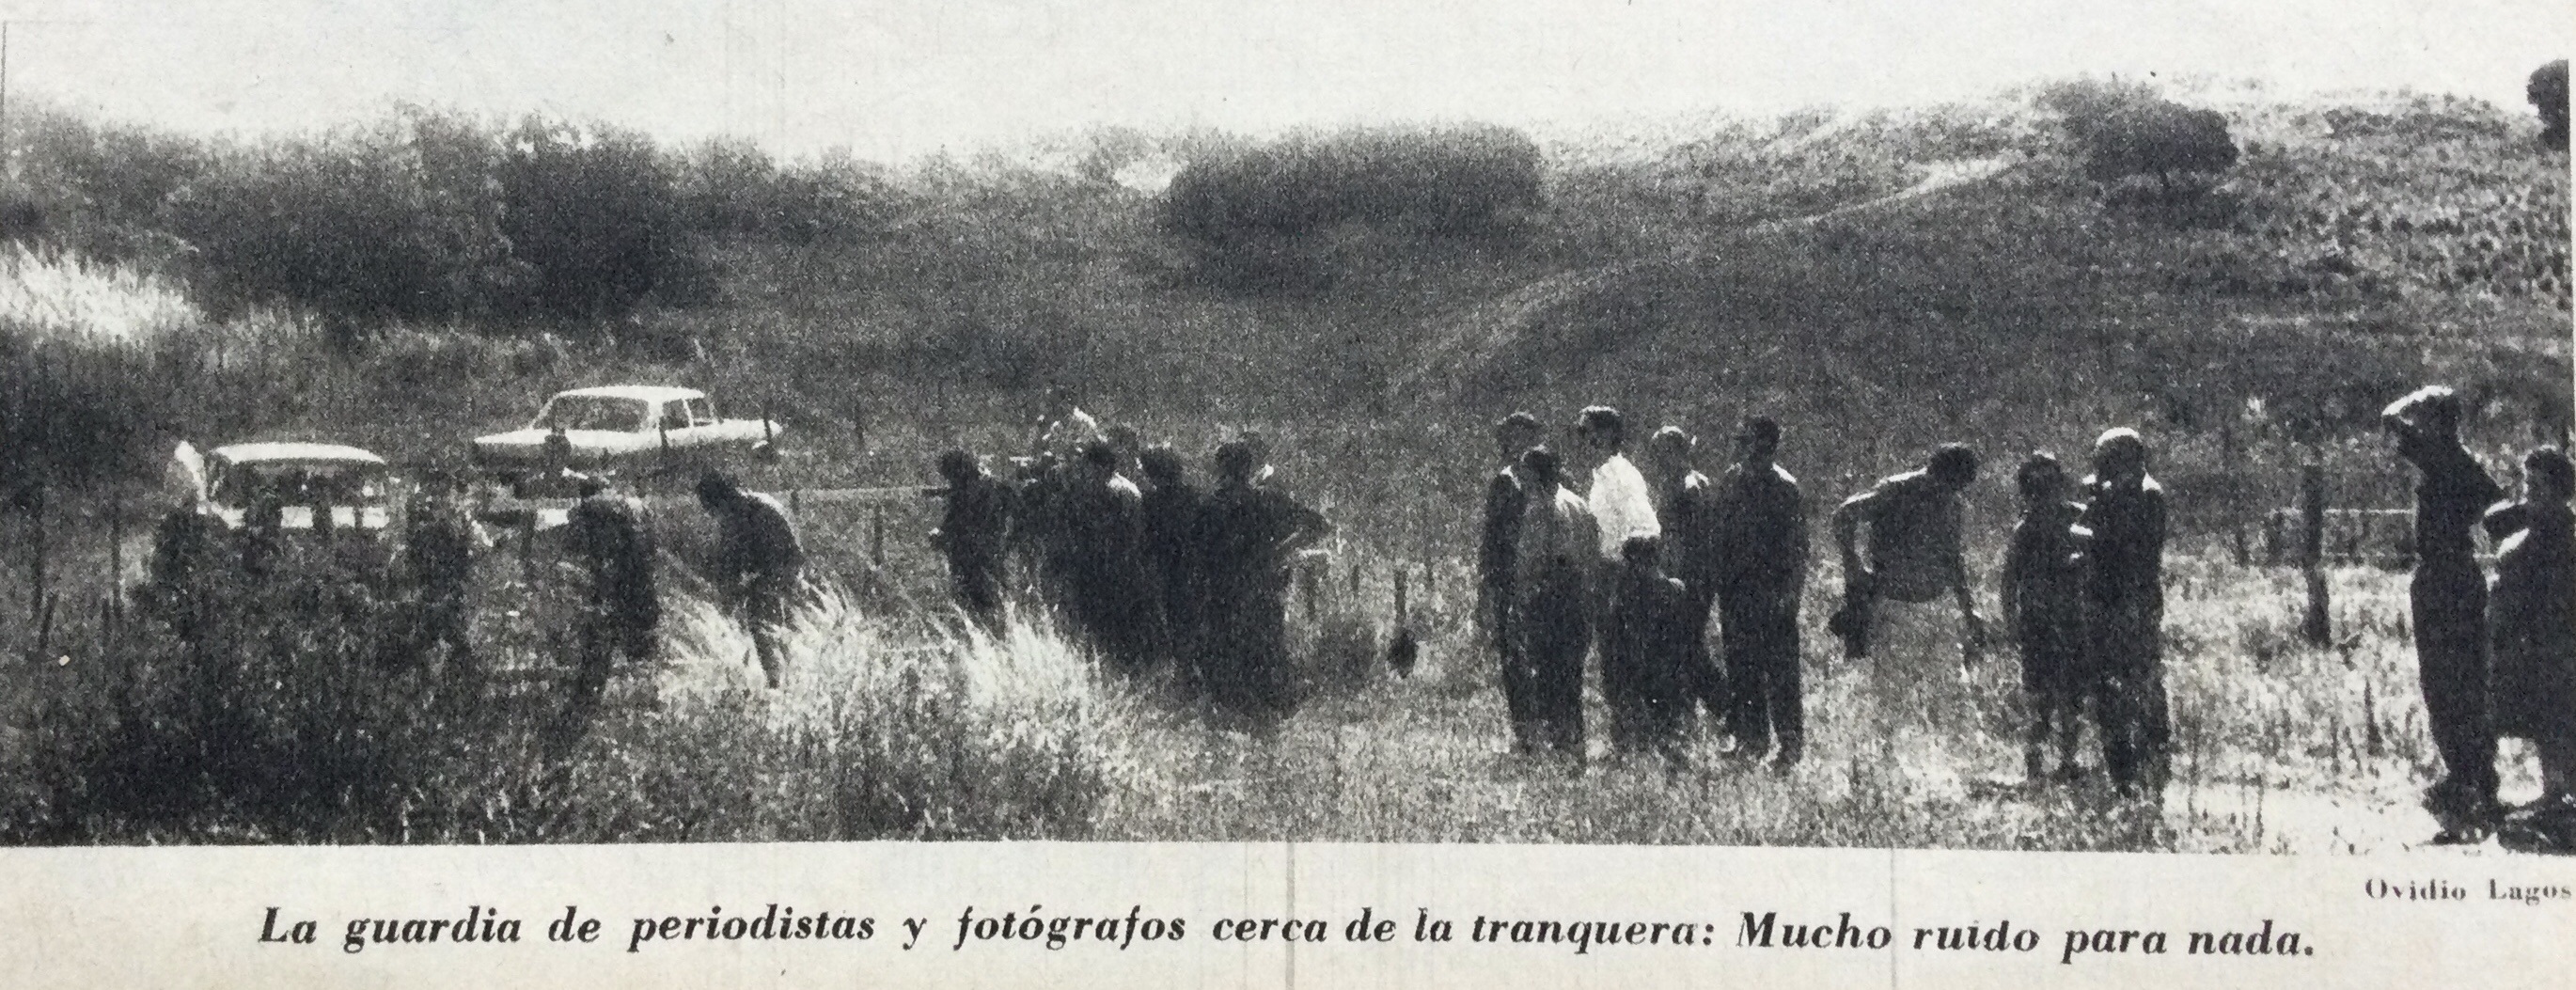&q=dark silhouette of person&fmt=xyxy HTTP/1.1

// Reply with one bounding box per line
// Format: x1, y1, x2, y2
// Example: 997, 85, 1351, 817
2080, 429, 2171, 797
1510, 446, 1597, 760
2384, 385, 2505, 841
931, 449, 1013, 629
1605, 534, 1694, 765
1139, 445, 1207, 677
1644, 425, 1725, 729
401, 469, 487, 673
2002, 451, 2092, 784
1713, 417, 1812, 768
2488, 447, 2576, 851
556, 474, 660, 751
1062, 440, 1156, 672
699, 470, 804, 690
1195, 440, 1331, 728
1480, 412, 1547, 753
